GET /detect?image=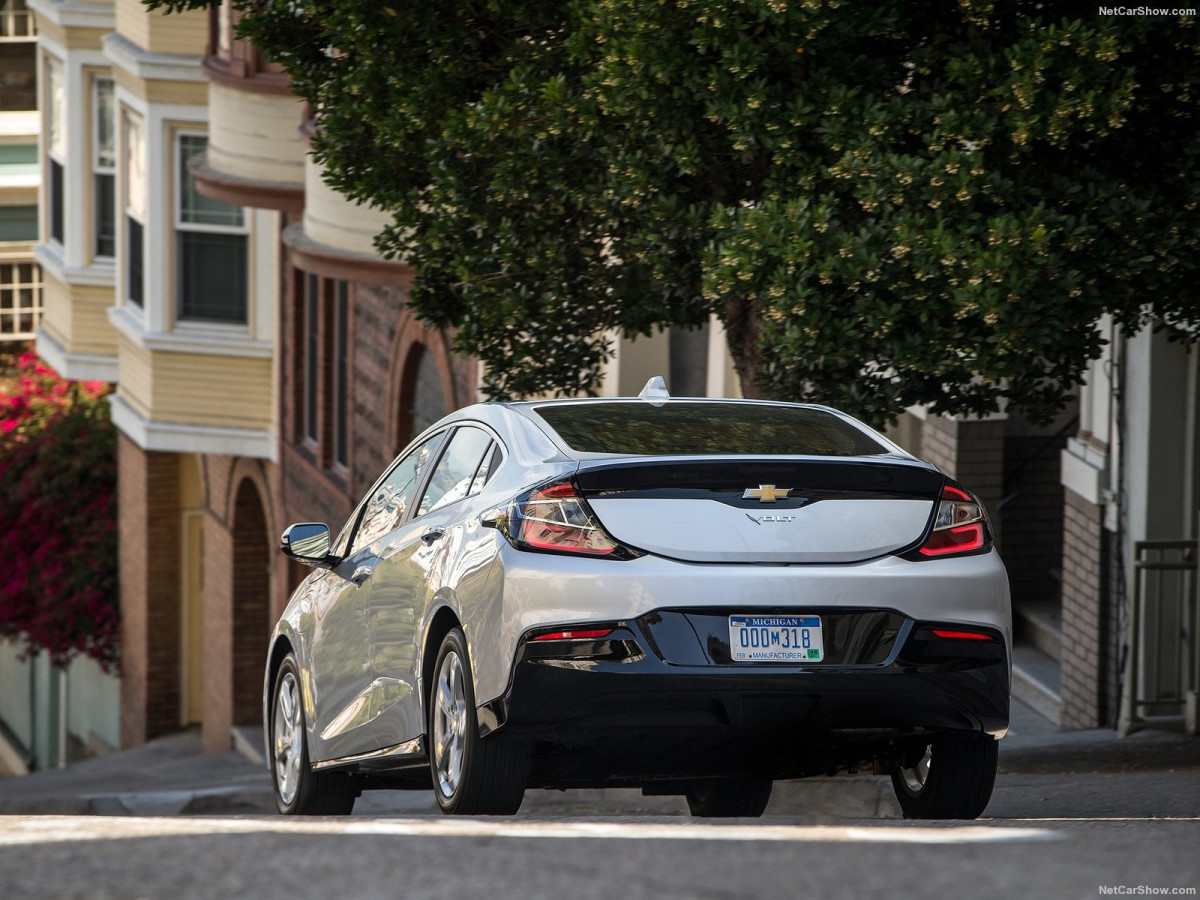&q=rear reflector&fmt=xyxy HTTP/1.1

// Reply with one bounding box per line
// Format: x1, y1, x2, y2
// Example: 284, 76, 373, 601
931, 629, 997, 641
531, 629, 614, 641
